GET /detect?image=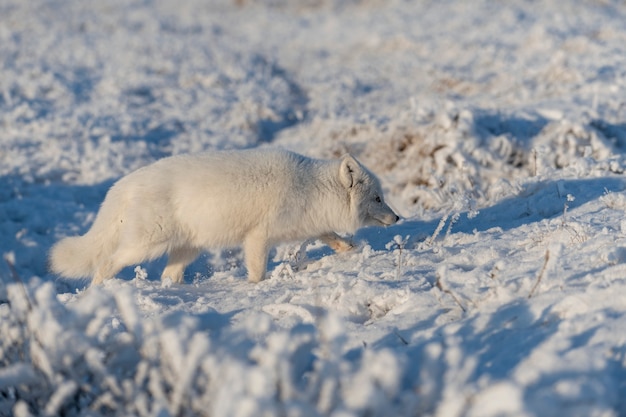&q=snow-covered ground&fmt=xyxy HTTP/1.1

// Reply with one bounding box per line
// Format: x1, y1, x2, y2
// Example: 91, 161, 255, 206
2, 0, 626, 415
